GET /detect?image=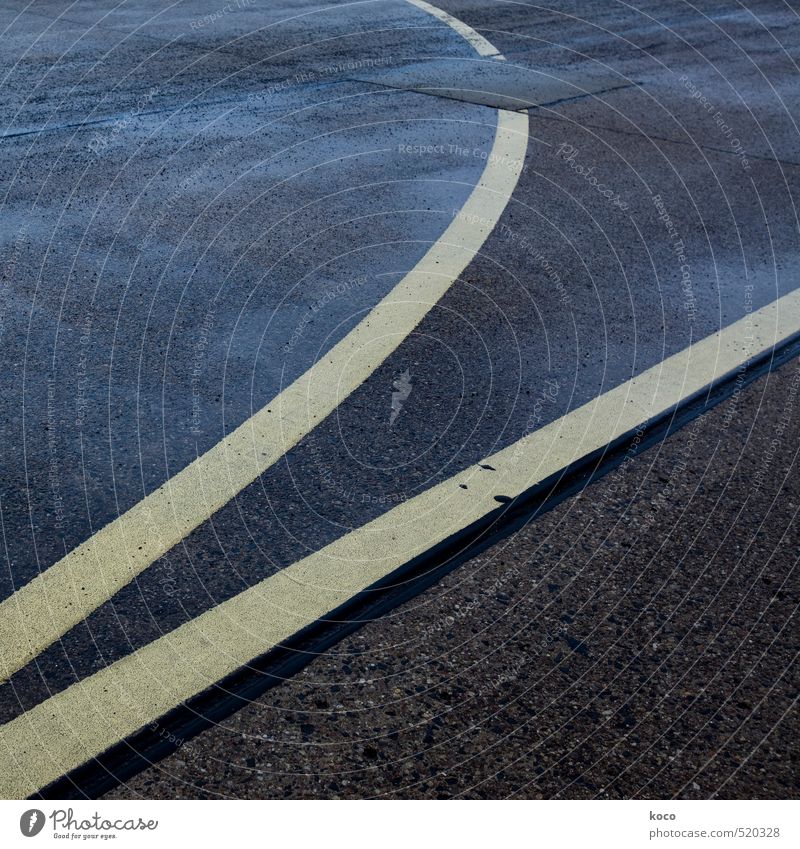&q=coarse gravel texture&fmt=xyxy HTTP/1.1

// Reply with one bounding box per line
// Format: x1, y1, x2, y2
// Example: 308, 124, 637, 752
109, 354, 800, 800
